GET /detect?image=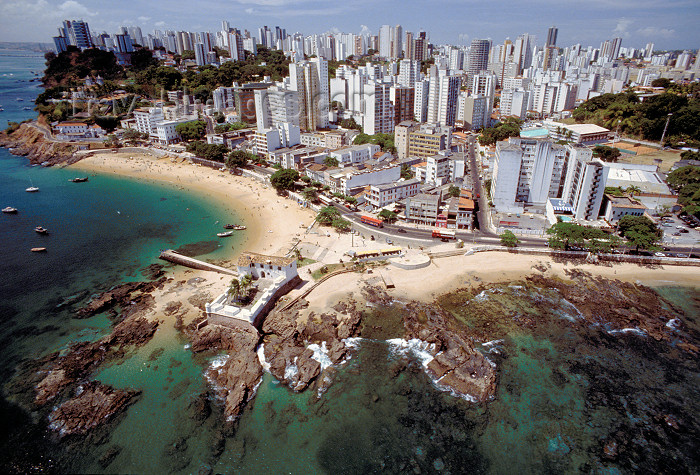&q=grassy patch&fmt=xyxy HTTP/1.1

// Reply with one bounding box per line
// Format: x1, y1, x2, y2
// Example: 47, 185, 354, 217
310, 262, 348, 280
296, 258, 316, 267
